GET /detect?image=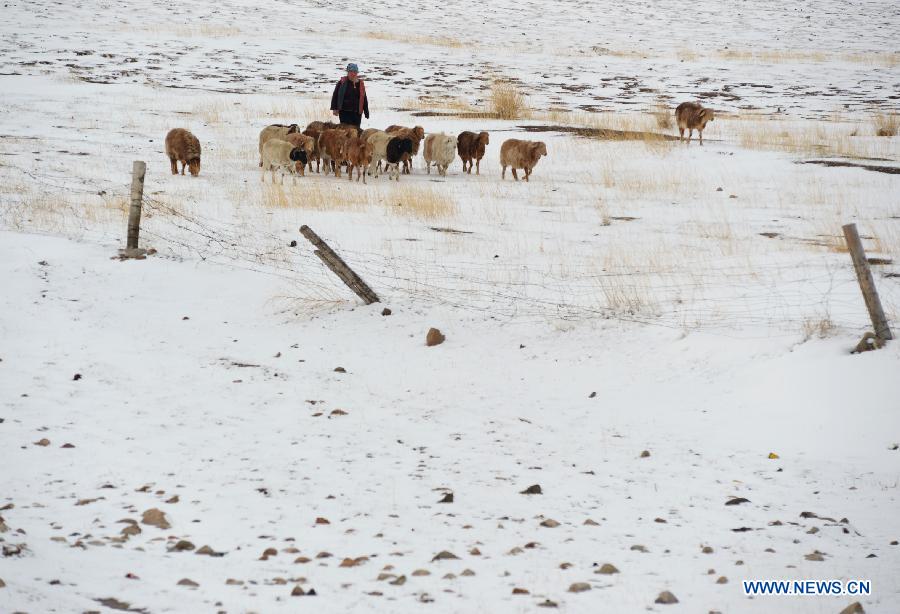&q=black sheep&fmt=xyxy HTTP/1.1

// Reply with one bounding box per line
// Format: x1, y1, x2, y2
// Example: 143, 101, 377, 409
385, 137, 413, 181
